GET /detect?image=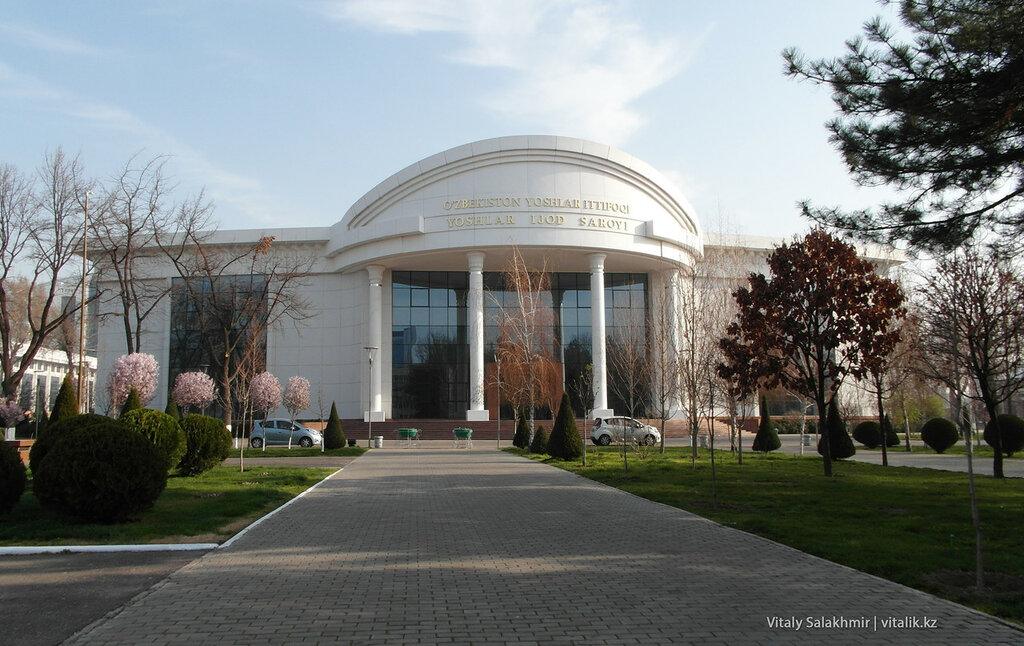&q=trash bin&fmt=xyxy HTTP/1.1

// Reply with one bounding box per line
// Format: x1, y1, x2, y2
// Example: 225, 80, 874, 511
373, 436, 384, 448
347, 438, 357, 447
699, 435, 708, 448
802, 435, 811, 446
